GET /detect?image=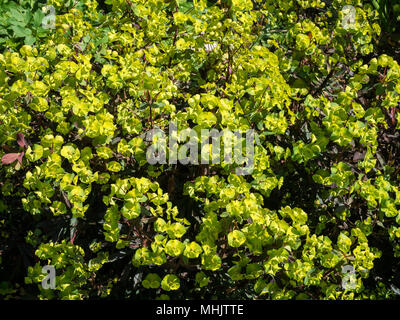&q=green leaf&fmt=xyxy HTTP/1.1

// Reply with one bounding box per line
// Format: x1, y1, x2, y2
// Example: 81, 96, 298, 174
197, 112, 217, 127
61, 145, 80, 162
337, 232, 352, 252
228, 230, 246, 247
11, 25, 31, 38
142, 273, 162, 289
107, 161, 122, 172
165, 240, 185, 257
161, 274, 180, 291
183, 241, 203, 259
